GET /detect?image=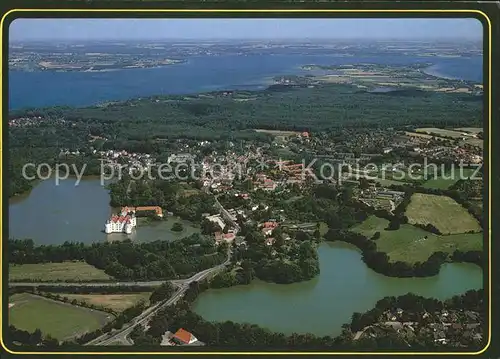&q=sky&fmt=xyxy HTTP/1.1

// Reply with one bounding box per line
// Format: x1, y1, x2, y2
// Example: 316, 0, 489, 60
9, 18, 483, 41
